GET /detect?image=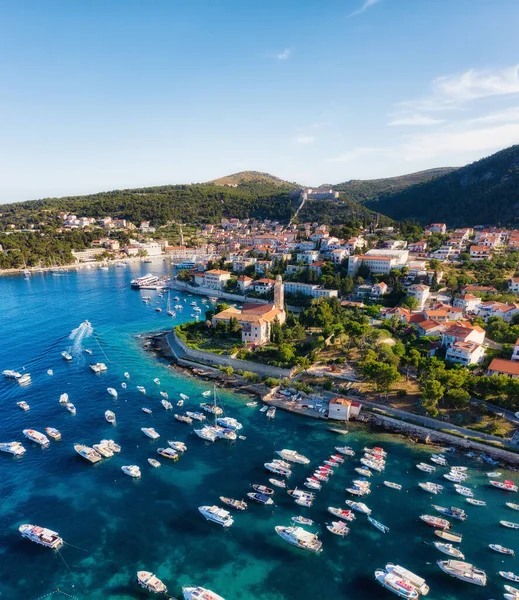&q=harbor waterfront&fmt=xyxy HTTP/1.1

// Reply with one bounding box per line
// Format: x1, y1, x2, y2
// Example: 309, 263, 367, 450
2, 263, 519, 599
